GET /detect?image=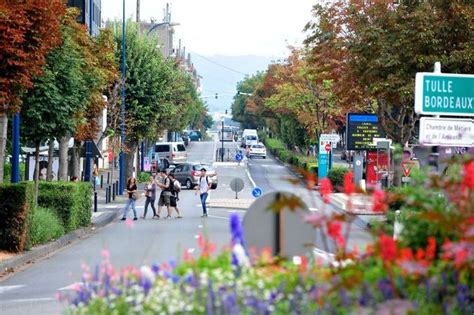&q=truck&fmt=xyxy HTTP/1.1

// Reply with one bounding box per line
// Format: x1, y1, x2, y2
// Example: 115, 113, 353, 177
241, 129, 258, 148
